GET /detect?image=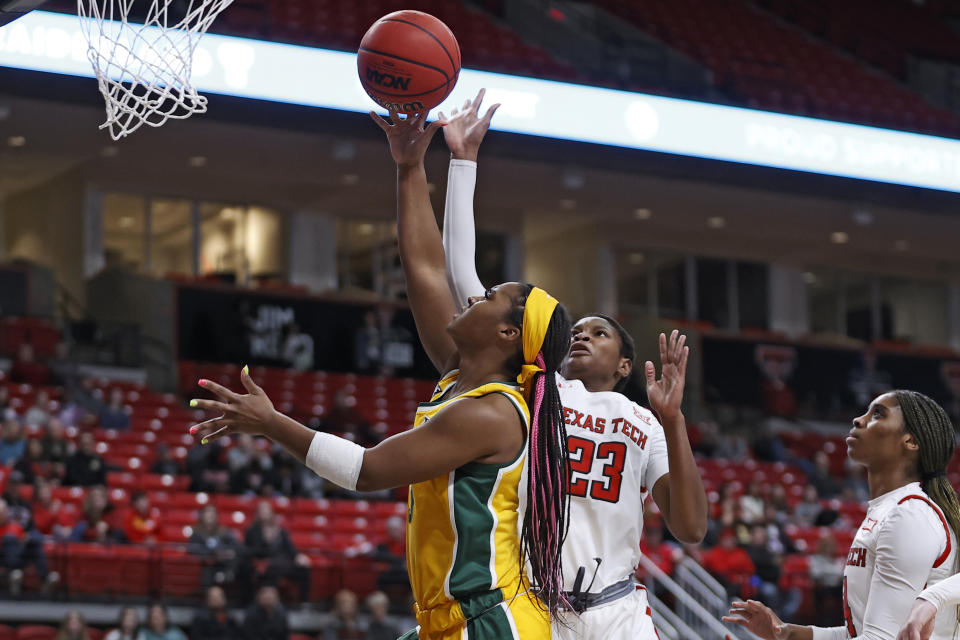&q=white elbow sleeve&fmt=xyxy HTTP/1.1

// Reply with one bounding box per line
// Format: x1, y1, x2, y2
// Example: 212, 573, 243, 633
305, 432, 364, 491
